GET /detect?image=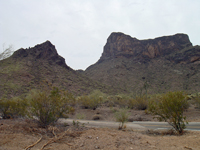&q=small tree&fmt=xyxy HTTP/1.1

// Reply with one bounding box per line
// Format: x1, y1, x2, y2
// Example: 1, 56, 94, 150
114, 108, 130, 130
148, 91, 188, 134
28, 87, 70, 128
